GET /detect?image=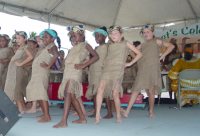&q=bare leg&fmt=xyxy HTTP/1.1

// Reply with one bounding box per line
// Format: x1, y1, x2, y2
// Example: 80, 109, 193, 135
113, 90, 121, 123
77, 97, 87, 117
103, 98, 113, 119
148, 89, 155, 118
25, 101, 37, 113
53, 82, 72, 128
38, 100, 51, 123
88, 96, 96, 118
36, 100, 44, 119
16, 100, 26, 114
122, 91, 140, 118
71, 94, 87, 124
95, 81, 105, 124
